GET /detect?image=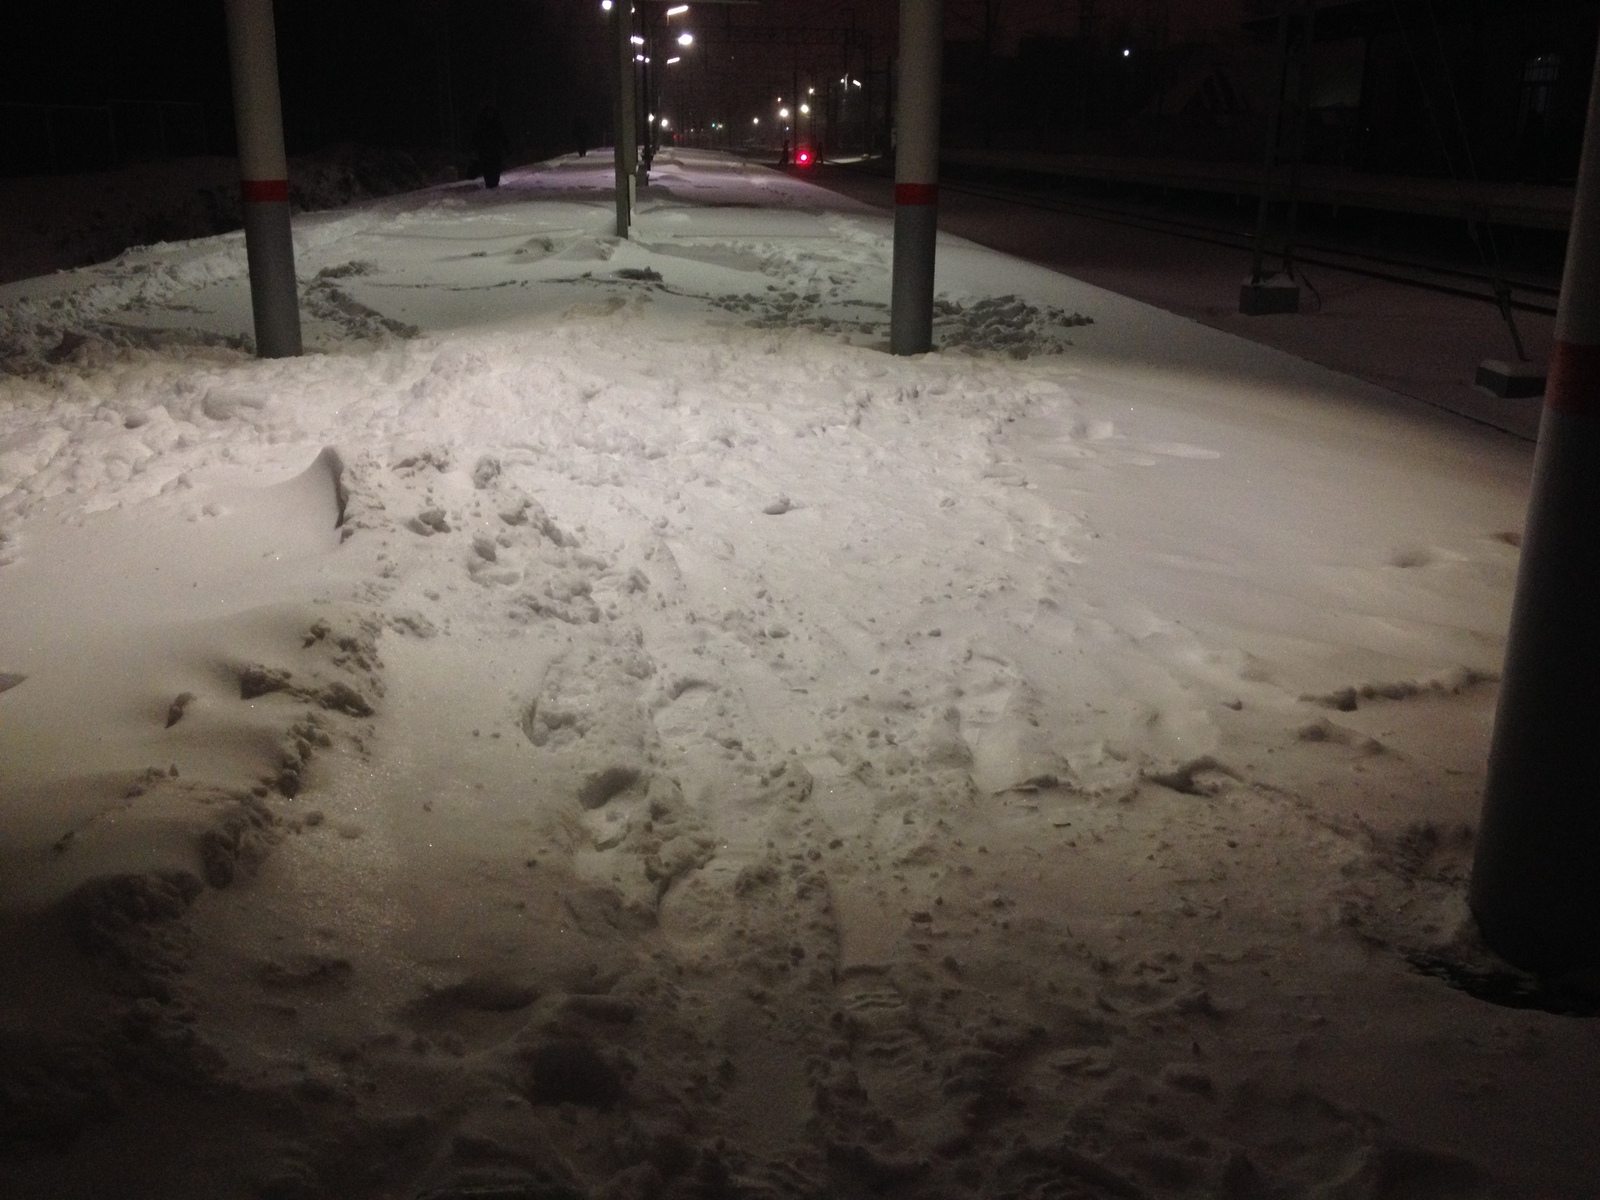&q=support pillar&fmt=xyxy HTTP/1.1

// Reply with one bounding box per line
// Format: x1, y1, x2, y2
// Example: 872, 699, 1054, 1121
638, 25, 653, 186
614, 1, 636, 238
1241, 1, 1299, 316
223, 0, 300, 358
1470, 31, 1600, 974
890, 0, 943, 356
